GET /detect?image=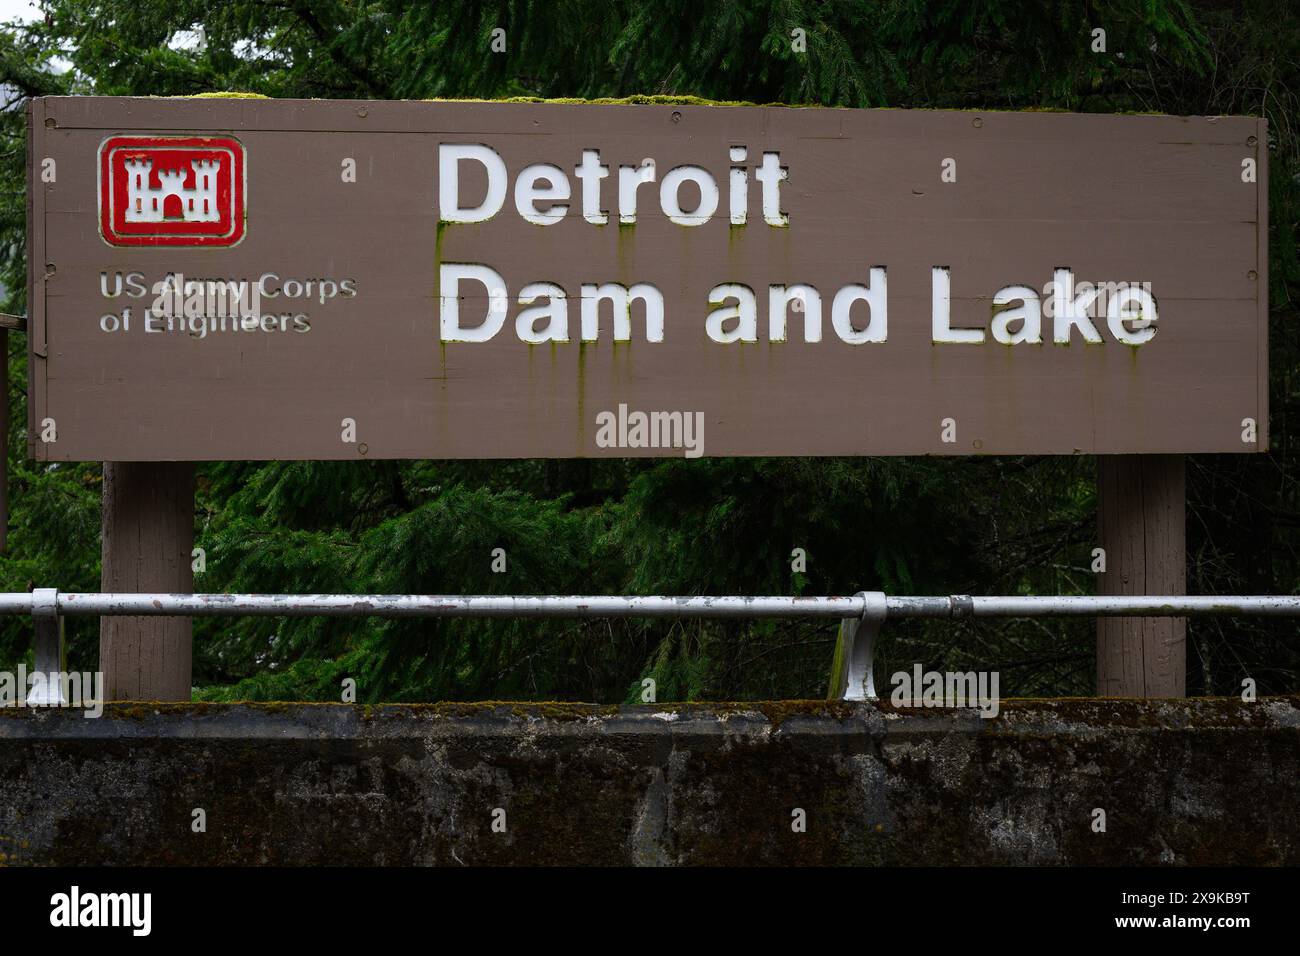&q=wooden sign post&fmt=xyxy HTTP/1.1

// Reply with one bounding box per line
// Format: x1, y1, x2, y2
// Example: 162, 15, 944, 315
99, 462, 194, 701
1097, 455, 1187, 697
